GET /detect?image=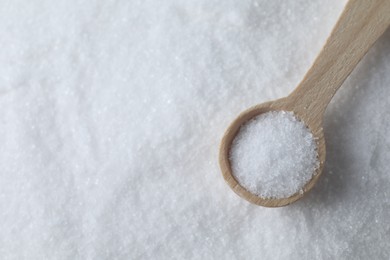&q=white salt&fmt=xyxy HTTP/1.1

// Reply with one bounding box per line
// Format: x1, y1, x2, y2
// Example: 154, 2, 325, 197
230, 111, 319, 199
2, 0, 390, 259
